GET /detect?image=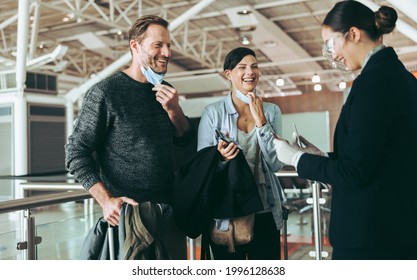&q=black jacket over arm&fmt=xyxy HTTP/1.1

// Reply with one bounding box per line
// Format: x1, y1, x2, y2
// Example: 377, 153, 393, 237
173, 146, 264, 239
298, 47, 417, 252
